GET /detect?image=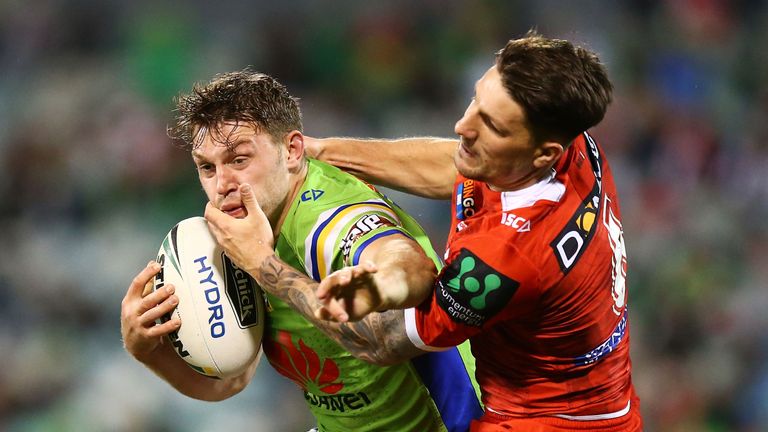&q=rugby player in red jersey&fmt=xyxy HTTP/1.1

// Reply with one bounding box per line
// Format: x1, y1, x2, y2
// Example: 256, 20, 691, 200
308, 31, 643, 431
